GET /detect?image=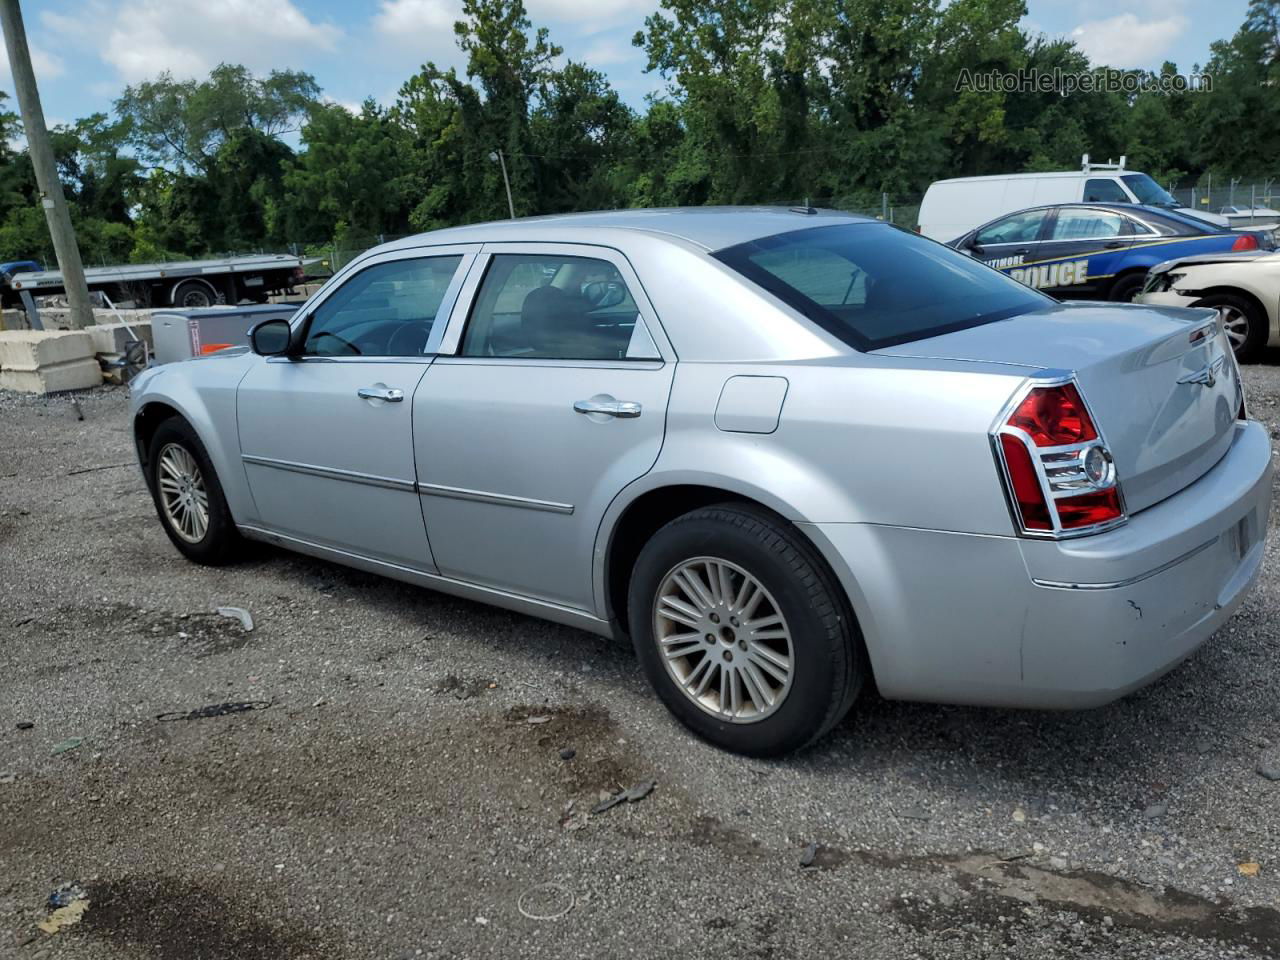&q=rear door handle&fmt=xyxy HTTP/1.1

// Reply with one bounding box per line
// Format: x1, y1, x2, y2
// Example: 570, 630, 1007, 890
573, 399, 641, 418
357, 386, 404, 402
